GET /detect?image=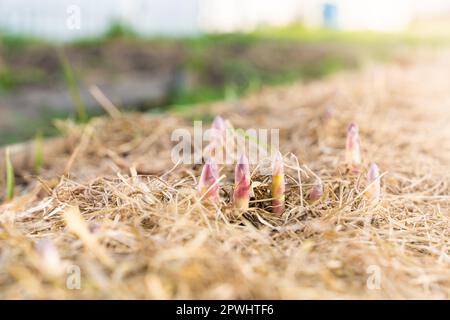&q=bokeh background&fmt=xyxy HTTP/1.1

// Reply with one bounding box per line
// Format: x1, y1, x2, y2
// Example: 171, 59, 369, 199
1, 0, 450, 146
